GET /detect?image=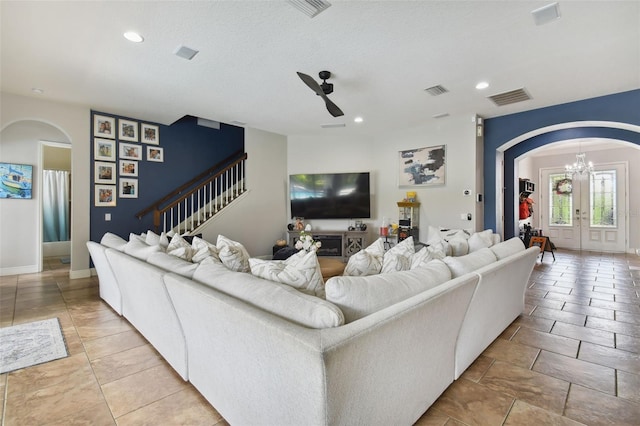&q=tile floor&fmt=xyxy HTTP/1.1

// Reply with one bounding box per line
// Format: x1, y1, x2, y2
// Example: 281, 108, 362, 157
1, 250, 639, 425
